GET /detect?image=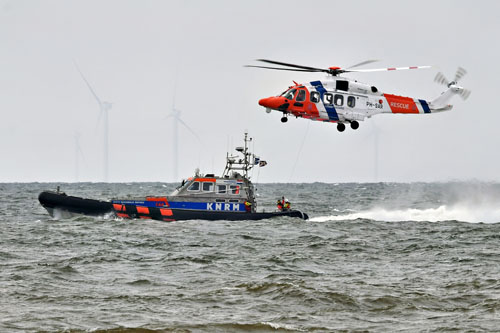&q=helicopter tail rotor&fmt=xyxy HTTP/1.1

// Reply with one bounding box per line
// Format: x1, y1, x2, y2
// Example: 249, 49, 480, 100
434, 72, 449, 86
458, 88, 471, 100
454, 67, 467, 82
434, 67, 470, 100
431, 67, 471, 109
